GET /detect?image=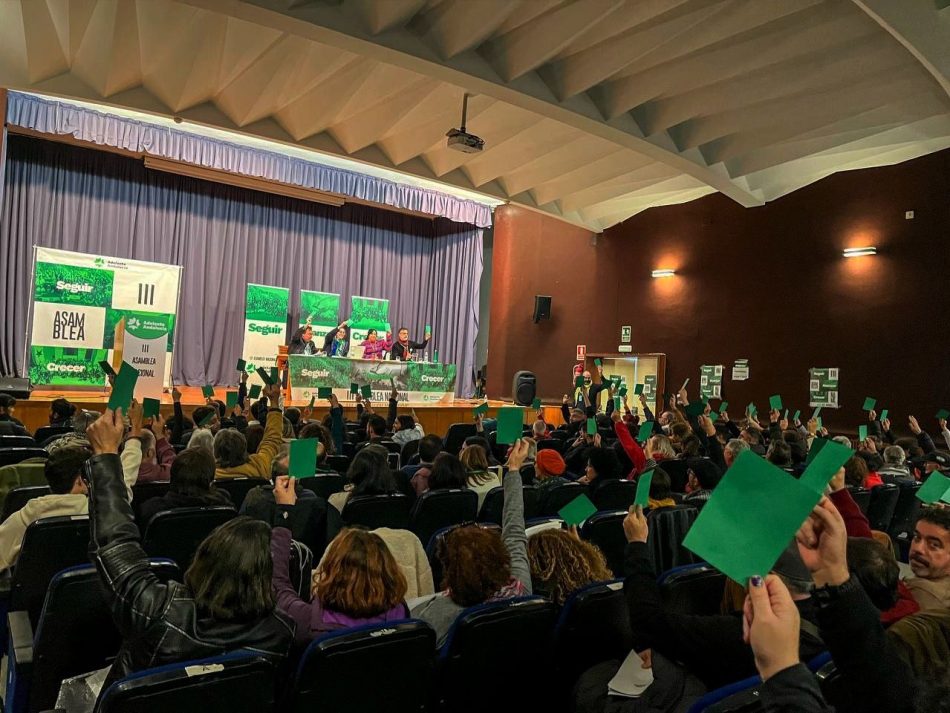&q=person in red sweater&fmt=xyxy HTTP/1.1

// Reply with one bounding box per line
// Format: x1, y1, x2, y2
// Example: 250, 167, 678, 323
610, 408, 646, 479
